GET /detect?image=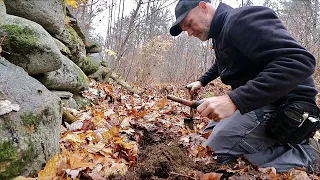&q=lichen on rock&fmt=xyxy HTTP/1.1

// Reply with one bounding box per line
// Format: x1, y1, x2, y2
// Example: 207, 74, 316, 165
0, 15, 63, 75
20, 112, 39, 129
1, 24, 39, 53
79, 56, 100, 75
0, 140, 35, 179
